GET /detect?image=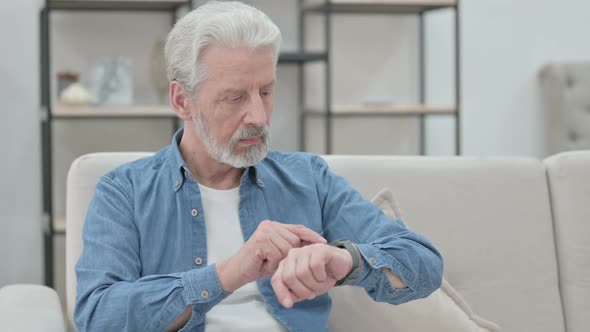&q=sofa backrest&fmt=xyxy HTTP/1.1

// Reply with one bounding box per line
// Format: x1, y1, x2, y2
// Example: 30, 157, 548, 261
66, 153, 566, 331
65, 152, 152, 327
323, 155, 565, 332
544, 151, 590, 332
